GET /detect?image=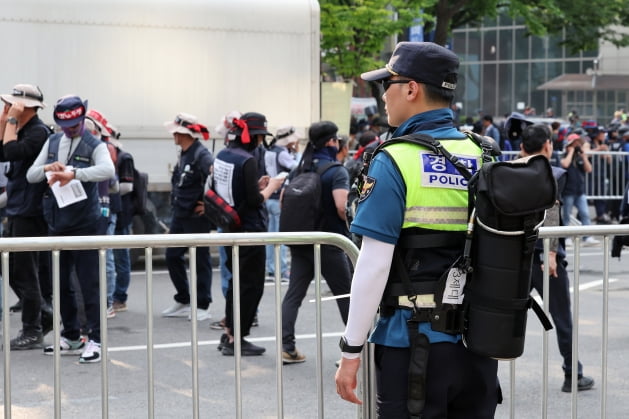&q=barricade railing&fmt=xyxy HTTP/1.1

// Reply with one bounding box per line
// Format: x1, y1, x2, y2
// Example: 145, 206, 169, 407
496, 224, 627, 419
3, 225, 626, 418
0, 232, 360, 419
501, 150, 629, 200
